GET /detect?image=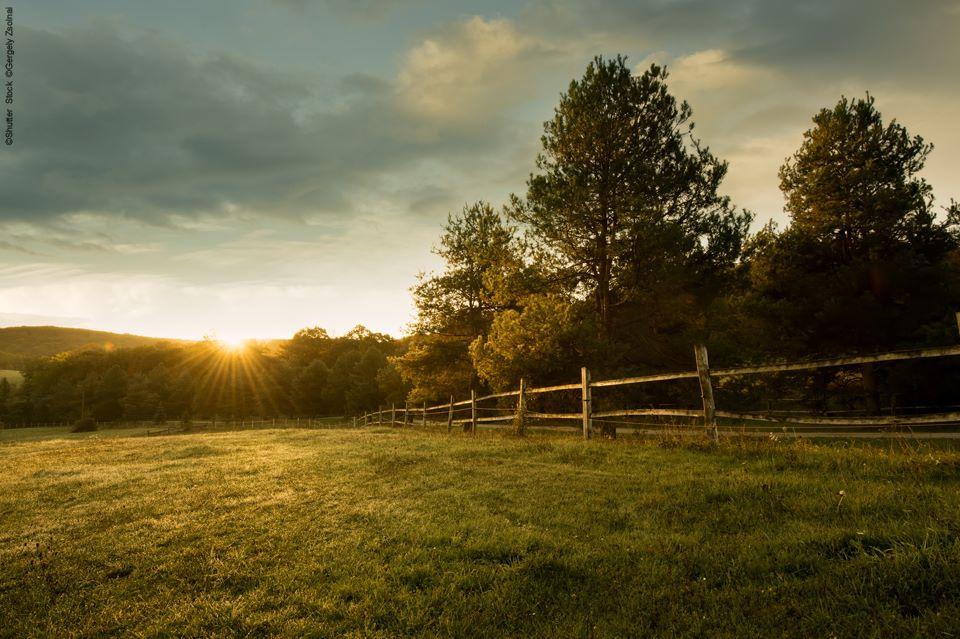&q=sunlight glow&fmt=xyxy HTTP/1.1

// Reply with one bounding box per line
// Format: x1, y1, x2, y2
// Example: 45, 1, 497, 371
217, 337, 249, 352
